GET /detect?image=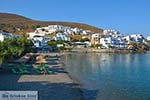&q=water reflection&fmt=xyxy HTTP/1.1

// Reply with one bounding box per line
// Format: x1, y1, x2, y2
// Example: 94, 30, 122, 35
61, 53, 150, 100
